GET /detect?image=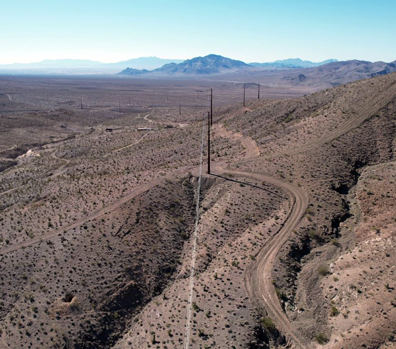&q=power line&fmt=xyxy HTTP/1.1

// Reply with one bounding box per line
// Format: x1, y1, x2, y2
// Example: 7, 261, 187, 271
207, 111, 211, 174
210, 88, 213, 125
